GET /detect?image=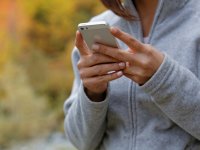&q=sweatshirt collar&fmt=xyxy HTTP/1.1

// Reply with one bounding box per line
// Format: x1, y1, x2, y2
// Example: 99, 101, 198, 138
124, 0, 189, 22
